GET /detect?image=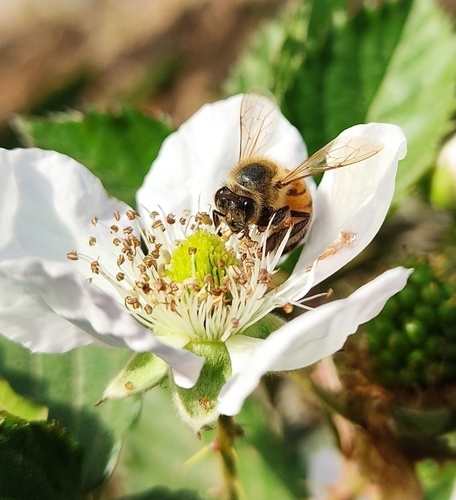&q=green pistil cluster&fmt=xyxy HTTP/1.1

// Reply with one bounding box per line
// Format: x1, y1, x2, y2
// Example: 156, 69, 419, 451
365, 258, 456, 388
167, 230, 239, 287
